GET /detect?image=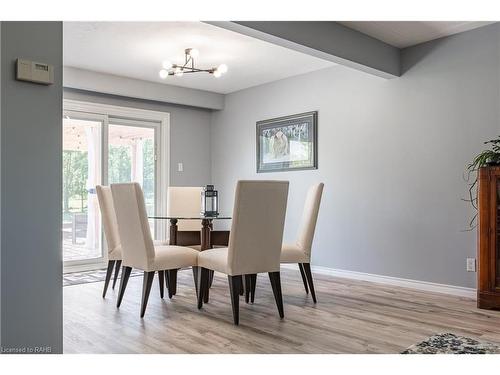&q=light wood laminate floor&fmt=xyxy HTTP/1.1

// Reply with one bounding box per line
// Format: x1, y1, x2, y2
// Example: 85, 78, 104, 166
63, 267, 500, 353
